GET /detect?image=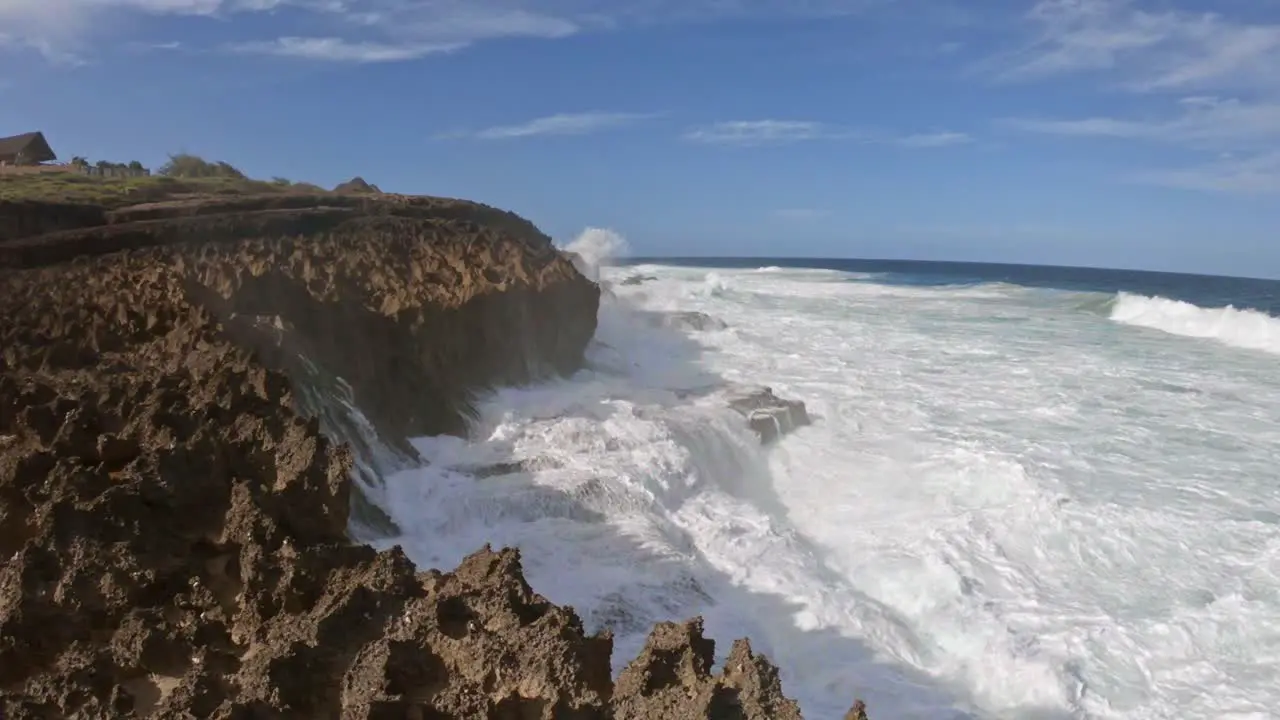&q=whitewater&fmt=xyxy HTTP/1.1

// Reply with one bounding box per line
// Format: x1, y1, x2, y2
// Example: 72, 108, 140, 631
361, 232, 1280, 719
